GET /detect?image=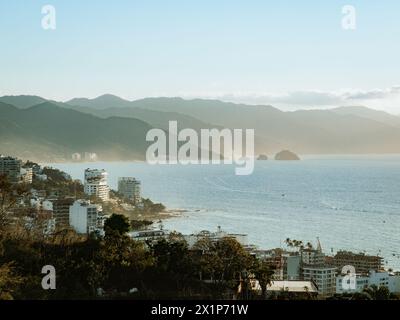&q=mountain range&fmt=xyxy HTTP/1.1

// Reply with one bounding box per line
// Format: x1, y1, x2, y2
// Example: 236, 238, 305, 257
1, 94, 400, 162
0, 101, 152, 162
